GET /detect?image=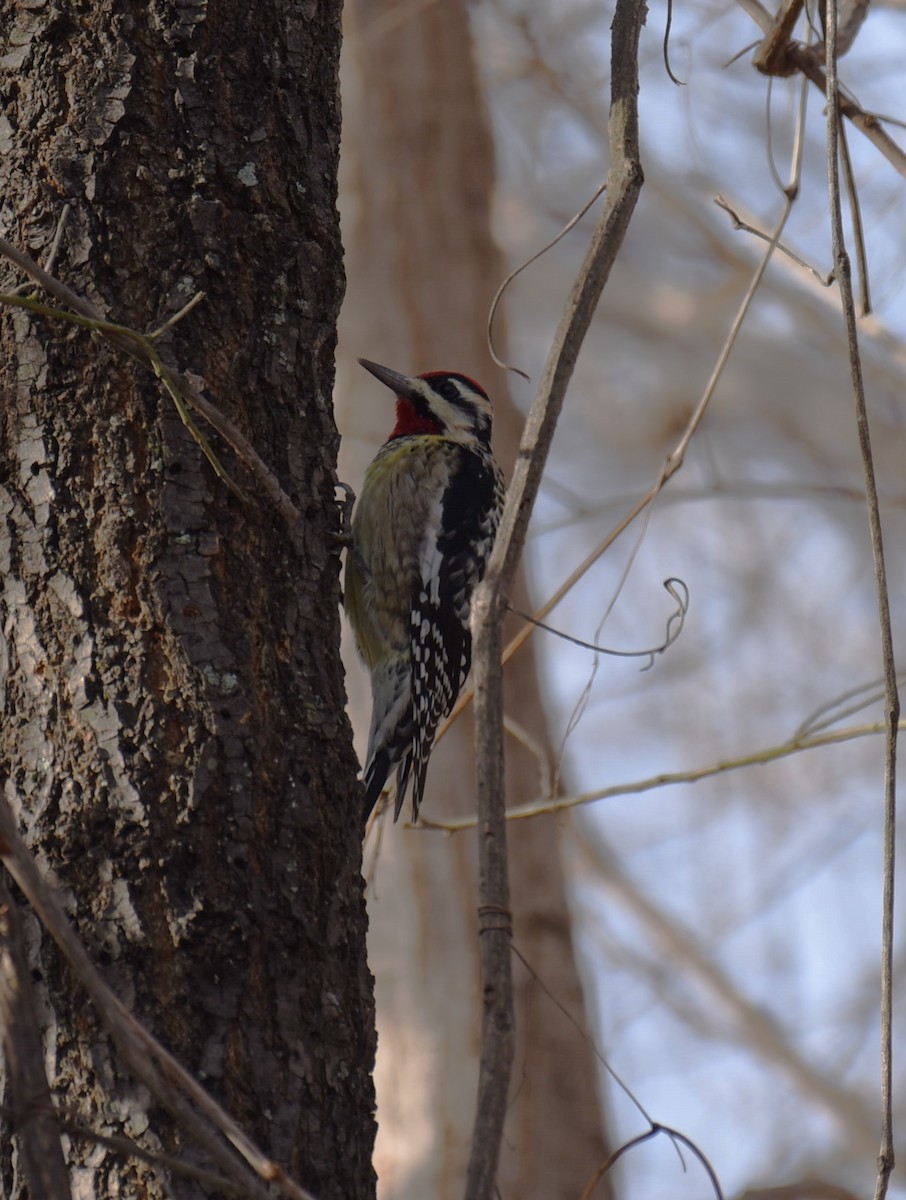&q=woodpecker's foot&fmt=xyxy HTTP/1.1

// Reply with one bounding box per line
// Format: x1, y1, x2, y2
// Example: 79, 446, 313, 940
331, 482, 356, 547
